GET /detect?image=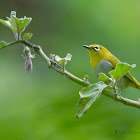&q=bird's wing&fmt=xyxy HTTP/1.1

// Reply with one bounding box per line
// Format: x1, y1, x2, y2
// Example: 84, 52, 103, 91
107, 56, 140, 88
